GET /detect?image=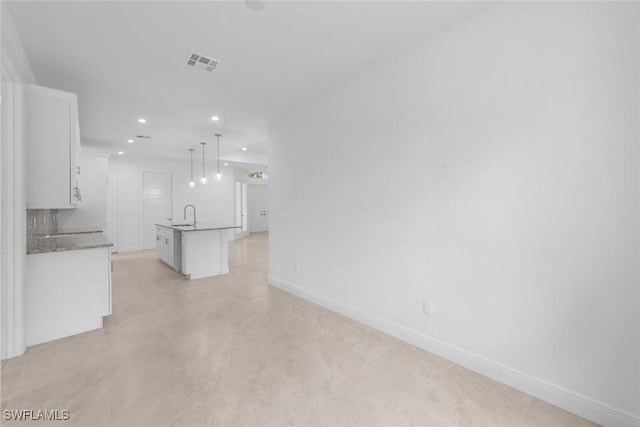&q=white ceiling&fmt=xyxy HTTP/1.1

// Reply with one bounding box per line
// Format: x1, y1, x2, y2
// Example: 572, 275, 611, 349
7, 1, 488, 166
